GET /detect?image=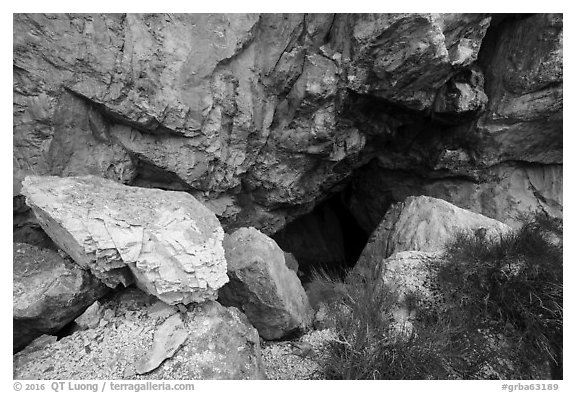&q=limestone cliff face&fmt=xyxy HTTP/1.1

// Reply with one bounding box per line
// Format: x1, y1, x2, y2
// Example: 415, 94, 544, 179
13, 14, 562, 236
